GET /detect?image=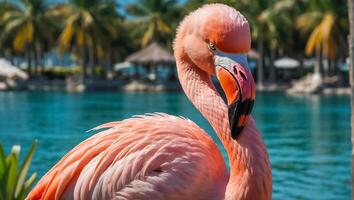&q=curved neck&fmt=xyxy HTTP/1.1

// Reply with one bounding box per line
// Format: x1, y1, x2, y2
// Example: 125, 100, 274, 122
175, 51, 272, 199
175, 56, 236, 163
